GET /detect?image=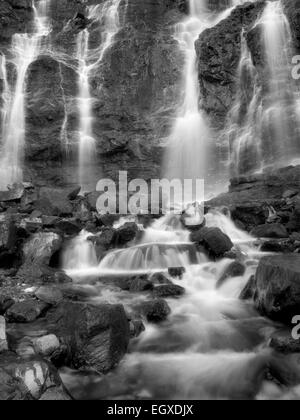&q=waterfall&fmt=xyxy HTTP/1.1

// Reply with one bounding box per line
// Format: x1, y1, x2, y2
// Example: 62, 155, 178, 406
164, 1, 235, 200
259, 0, 300, 167
164, 1, 210, 197
63, 230, 98, 271
0, 0, 51, 190
226, 32, 263, 175
228, 0, 300, 175
76, 0, 122, 193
